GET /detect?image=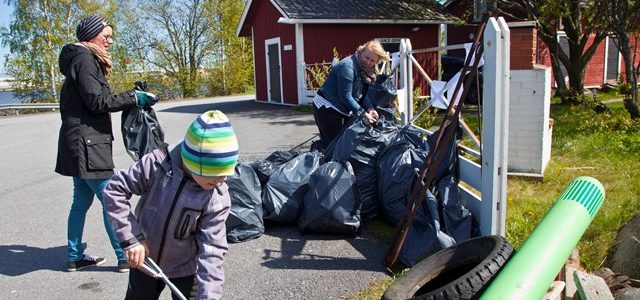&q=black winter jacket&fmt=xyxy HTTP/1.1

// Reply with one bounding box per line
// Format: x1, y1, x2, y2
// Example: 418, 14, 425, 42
55, 43, 137, 179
